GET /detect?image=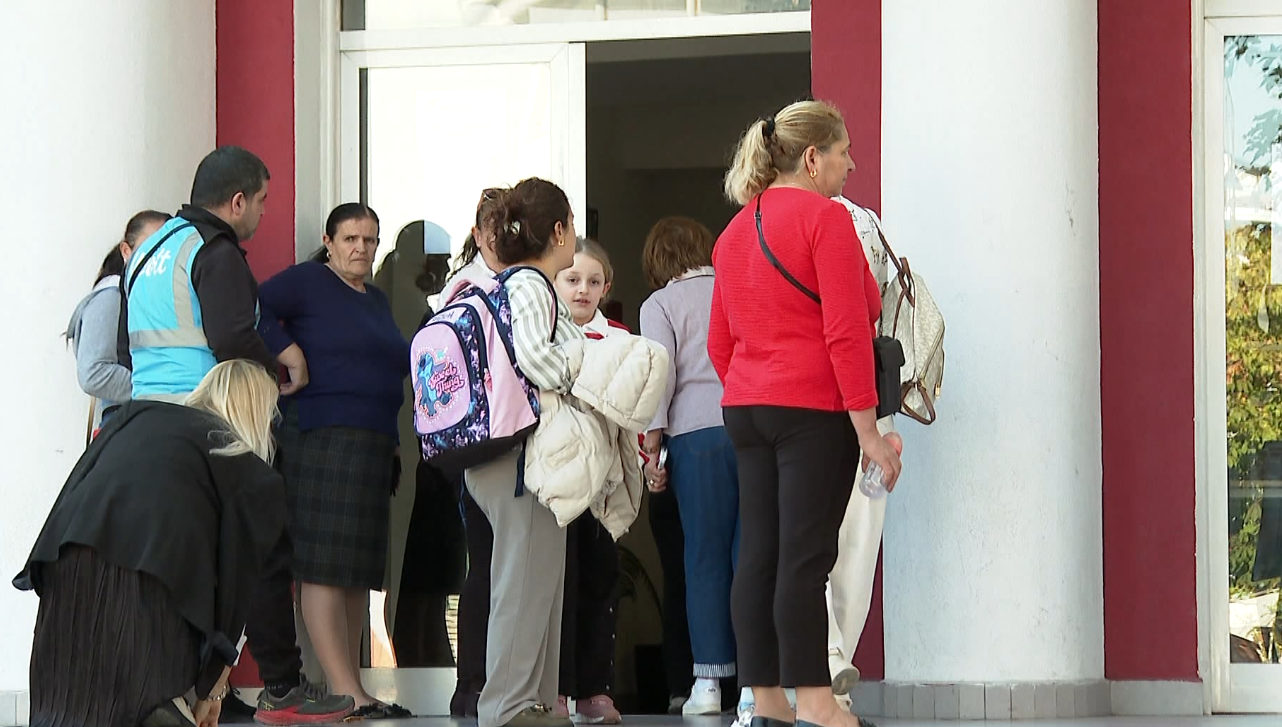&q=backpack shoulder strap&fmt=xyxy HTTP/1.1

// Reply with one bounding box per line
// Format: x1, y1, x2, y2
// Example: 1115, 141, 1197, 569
496, 266, 560, 343
754, 195, 820, 304
864, 210, 915, 304
864, 209, 908, 281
